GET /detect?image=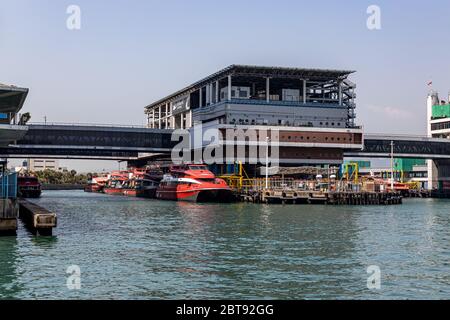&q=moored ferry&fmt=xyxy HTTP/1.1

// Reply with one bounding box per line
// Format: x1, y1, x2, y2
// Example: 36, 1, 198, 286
156, 164, 233, 202
122, 178, 159, 198
103, 171, 130, 195
17, 176, 42, 198
121, 168, 161, 198
84, 176, 108, 193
